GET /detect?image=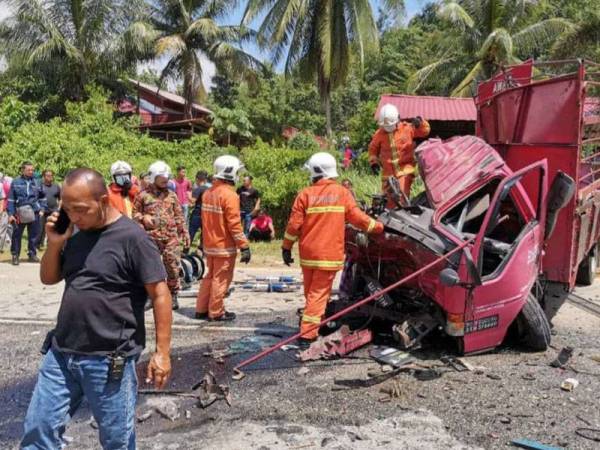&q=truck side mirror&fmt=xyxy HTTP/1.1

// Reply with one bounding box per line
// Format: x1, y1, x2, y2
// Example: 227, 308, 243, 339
545, 171, 575, 240
440, 268, 461, 287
